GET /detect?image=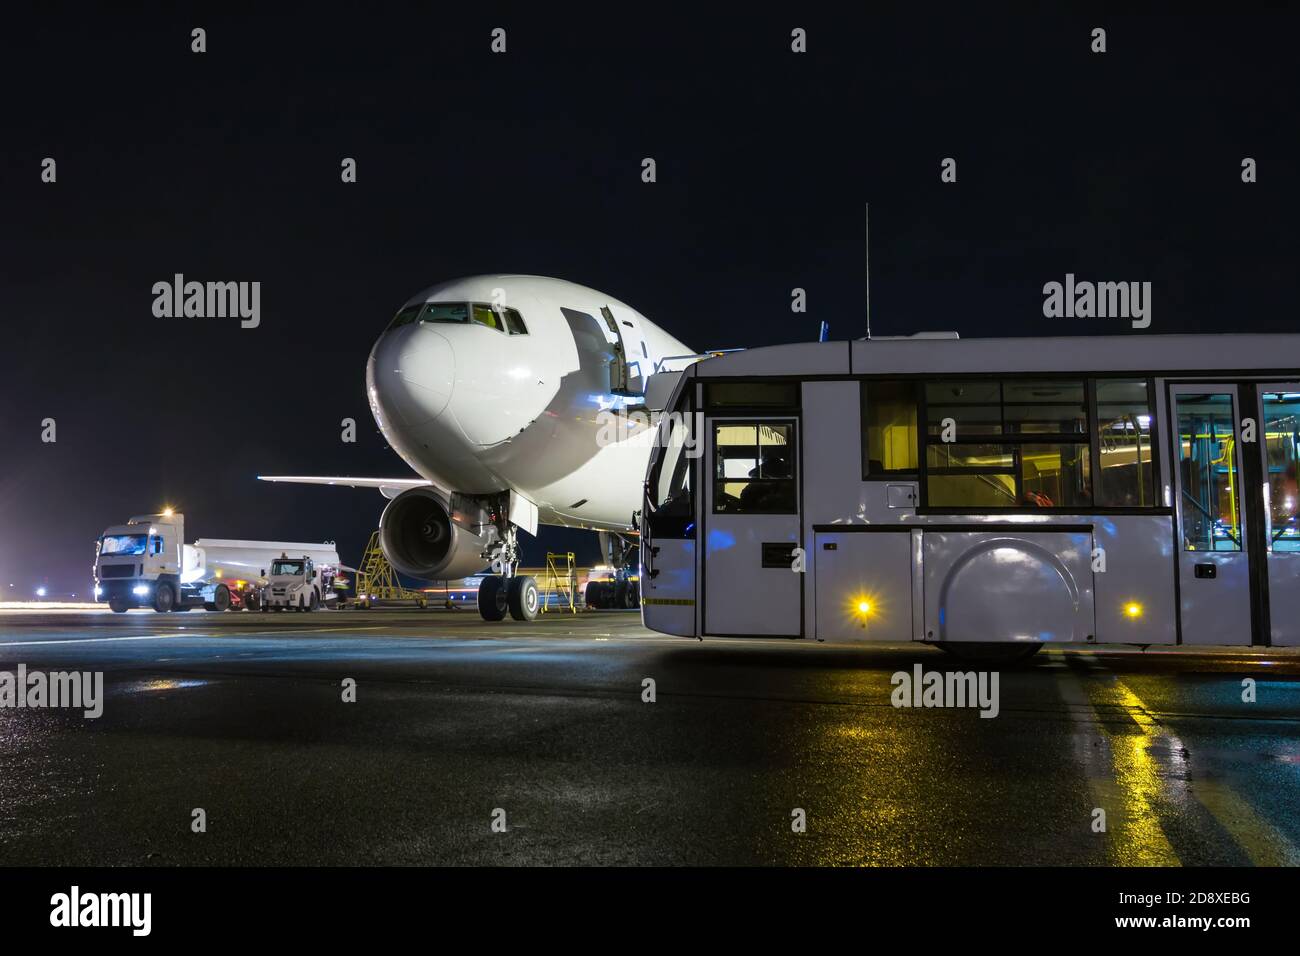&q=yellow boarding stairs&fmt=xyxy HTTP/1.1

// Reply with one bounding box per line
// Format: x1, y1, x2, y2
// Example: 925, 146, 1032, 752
351, 530, 428, 608
539, 551, 578, 614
